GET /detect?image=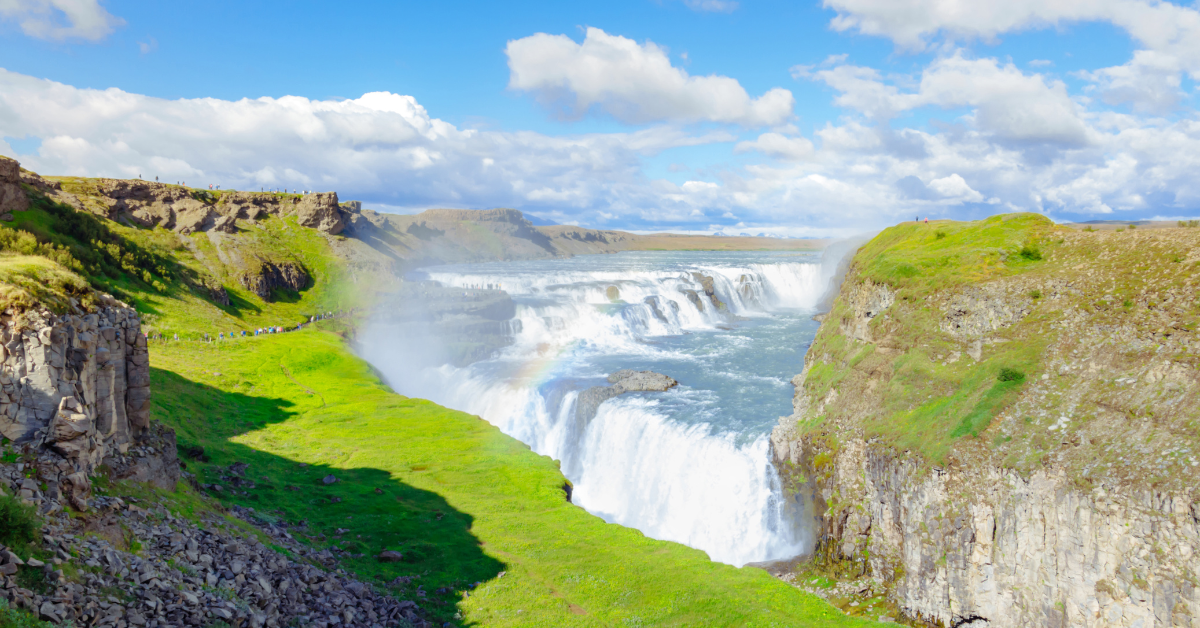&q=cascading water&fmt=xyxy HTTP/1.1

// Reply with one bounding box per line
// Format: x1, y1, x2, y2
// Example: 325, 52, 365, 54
359, 251, 828, 566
